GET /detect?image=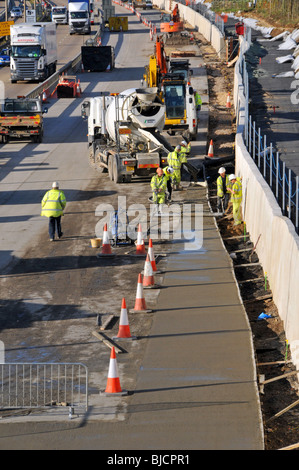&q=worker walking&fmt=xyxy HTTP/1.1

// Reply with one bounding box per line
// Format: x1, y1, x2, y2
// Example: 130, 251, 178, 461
151, 167, 167, 210
41, 182, 66, 241
227, 174, 242, 225
167, 144, 186, 189
217, 167, 230, 213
